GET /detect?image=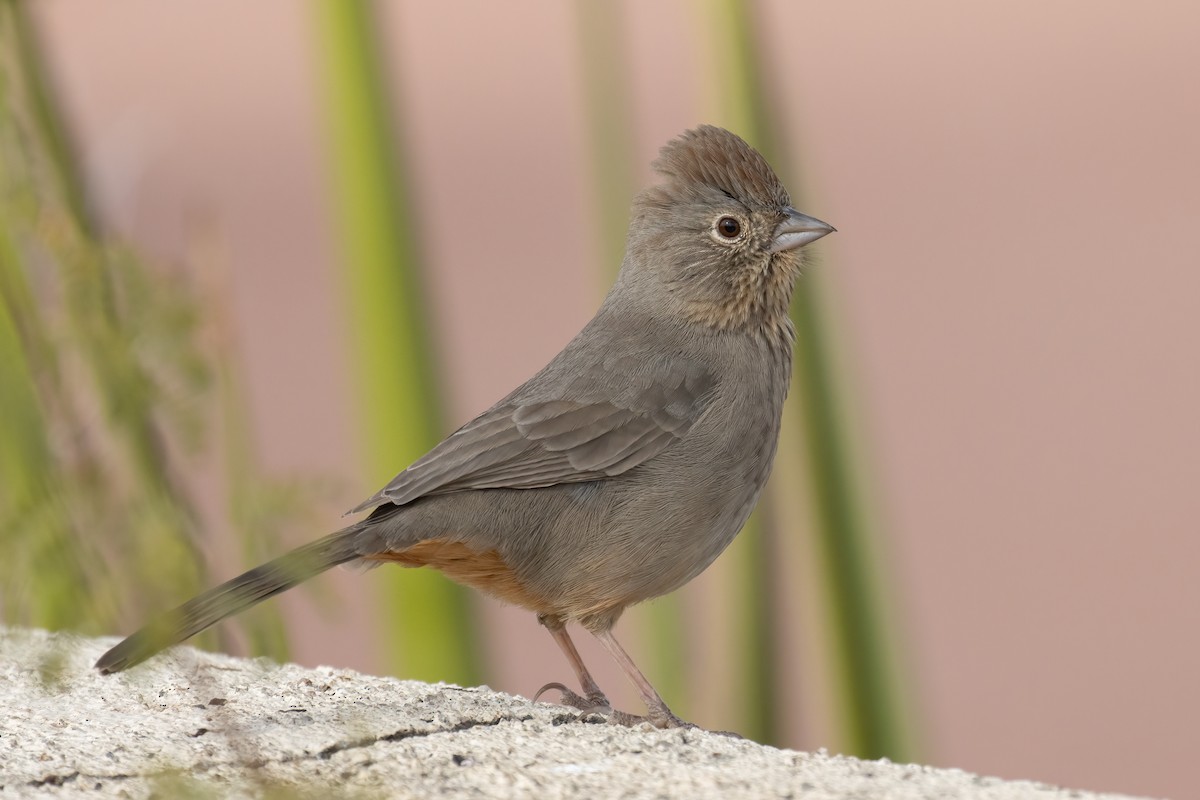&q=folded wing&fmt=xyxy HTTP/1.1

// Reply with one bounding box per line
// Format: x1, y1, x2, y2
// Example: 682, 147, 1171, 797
348, 363, 715, 513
